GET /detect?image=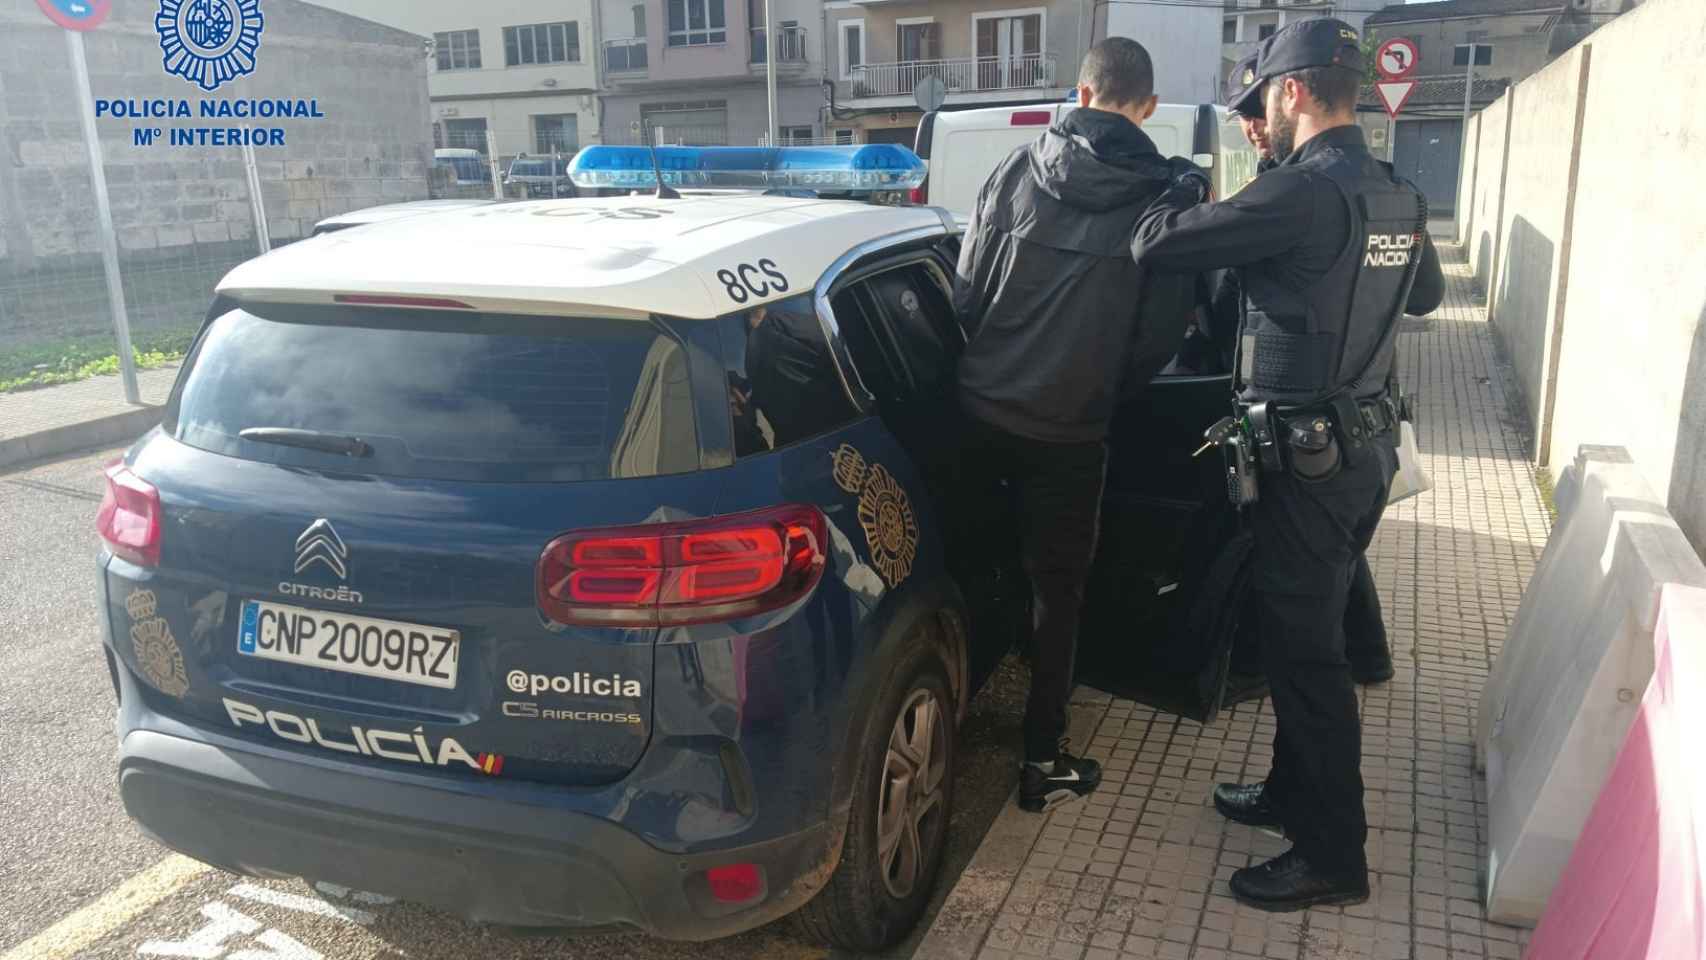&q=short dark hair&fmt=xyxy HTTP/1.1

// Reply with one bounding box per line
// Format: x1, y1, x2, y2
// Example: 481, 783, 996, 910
1078, 38, 1155, 107
1278, 65, 1359, 114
